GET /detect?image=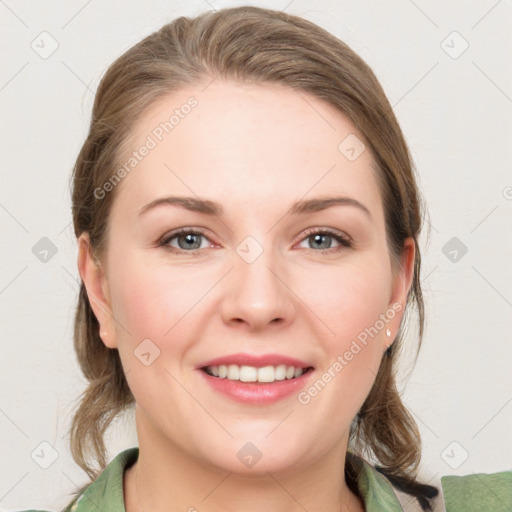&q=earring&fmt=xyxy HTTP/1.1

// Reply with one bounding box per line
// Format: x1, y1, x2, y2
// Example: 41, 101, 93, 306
385, 328, 392, 353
